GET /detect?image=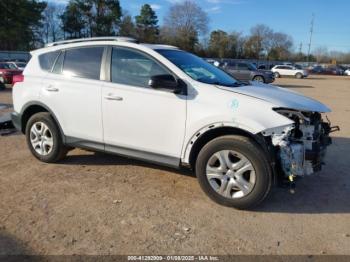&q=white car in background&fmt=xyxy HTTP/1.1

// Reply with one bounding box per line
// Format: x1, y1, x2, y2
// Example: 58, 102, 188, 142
344, 69, 350, 76
272, 65, 308, 79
